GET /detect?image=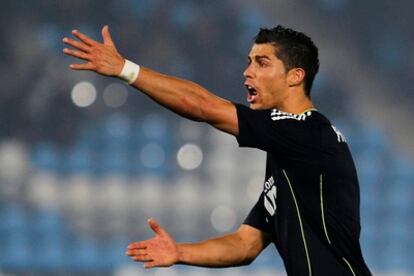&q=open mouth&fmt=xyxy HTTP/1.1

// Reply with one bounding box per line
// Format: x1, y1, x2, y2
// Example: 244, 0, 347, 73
246, 85, 258, 103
